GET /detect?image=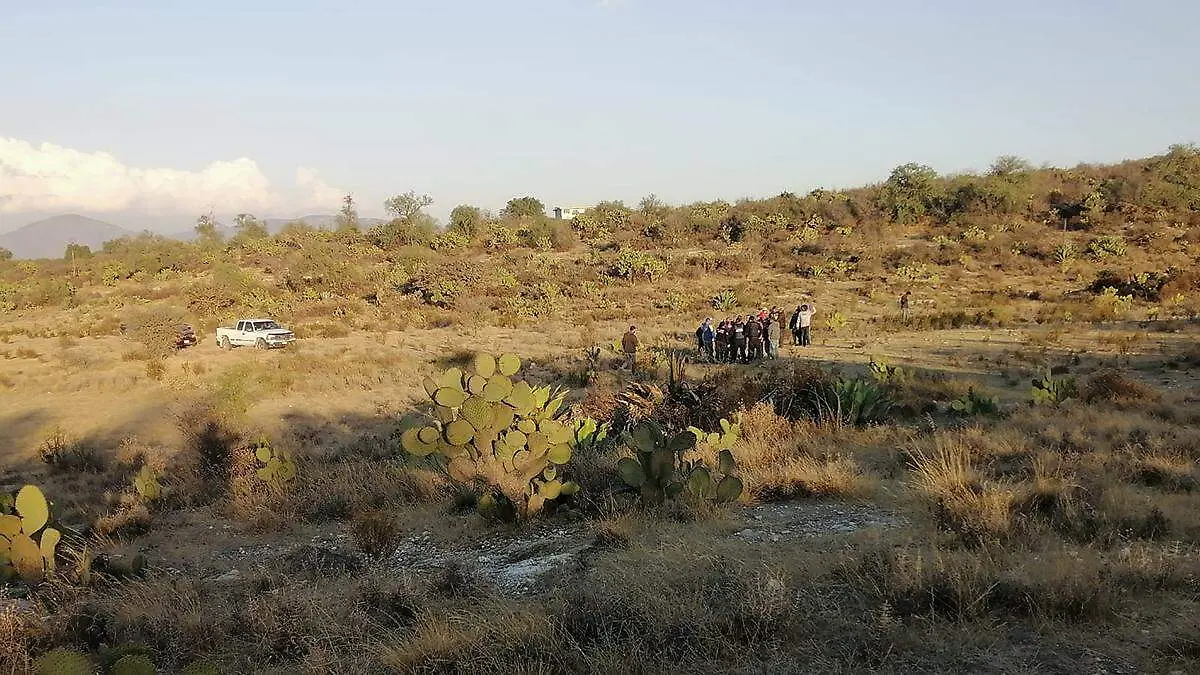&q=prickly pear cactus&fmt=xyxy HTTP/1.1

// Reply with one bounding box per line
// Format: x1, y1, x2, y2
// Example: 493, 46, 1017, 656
402, 352, 581, 519
0, 484, 61, 584
572, 418, 609, 454
619, 420, 743, 506
111, 653, 158, 675
34, 647, 93, 675
252, 439, 298, 489
133, 465, 164, 502
687, 416, 740, 451
181, 661, 222, 675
